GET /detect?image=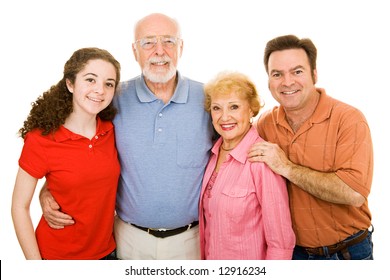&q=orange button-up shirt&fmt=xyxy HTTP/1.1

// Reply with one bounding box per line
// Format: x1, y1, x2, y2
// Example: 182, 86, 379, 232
257, 89, 373, 247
